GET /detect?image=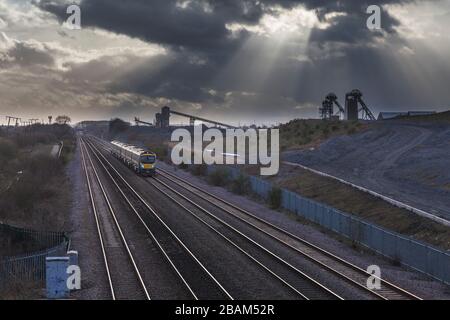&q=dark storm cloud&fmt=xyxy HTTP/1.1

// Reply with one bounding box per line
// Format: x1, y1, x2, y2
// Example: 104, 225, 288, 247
38, 0, 412, 50
37, 0, 249, 55
111, 52, 219, 103
36, 0, 440, 116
